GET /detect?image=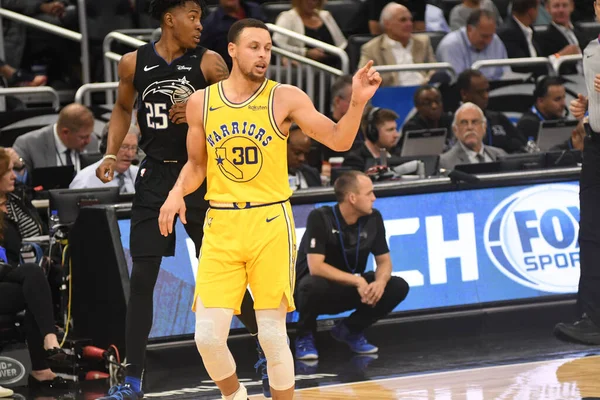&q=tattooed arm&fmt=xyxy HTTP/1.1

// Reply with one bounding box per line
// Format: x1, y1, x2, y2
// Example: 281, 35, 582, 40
201, 50, 230, 85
